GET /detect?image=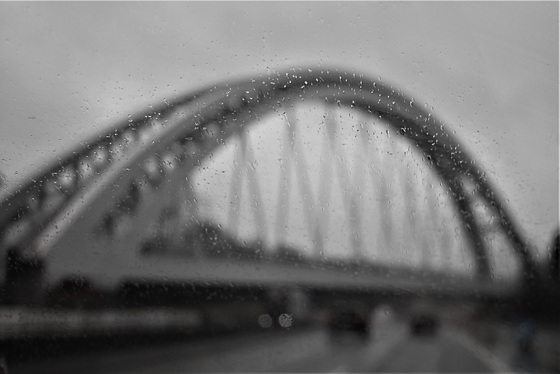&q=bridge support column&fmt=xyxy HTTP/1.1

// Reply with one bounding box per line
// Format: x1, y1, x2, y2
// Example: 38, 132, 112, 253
3, 249, 46, 306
